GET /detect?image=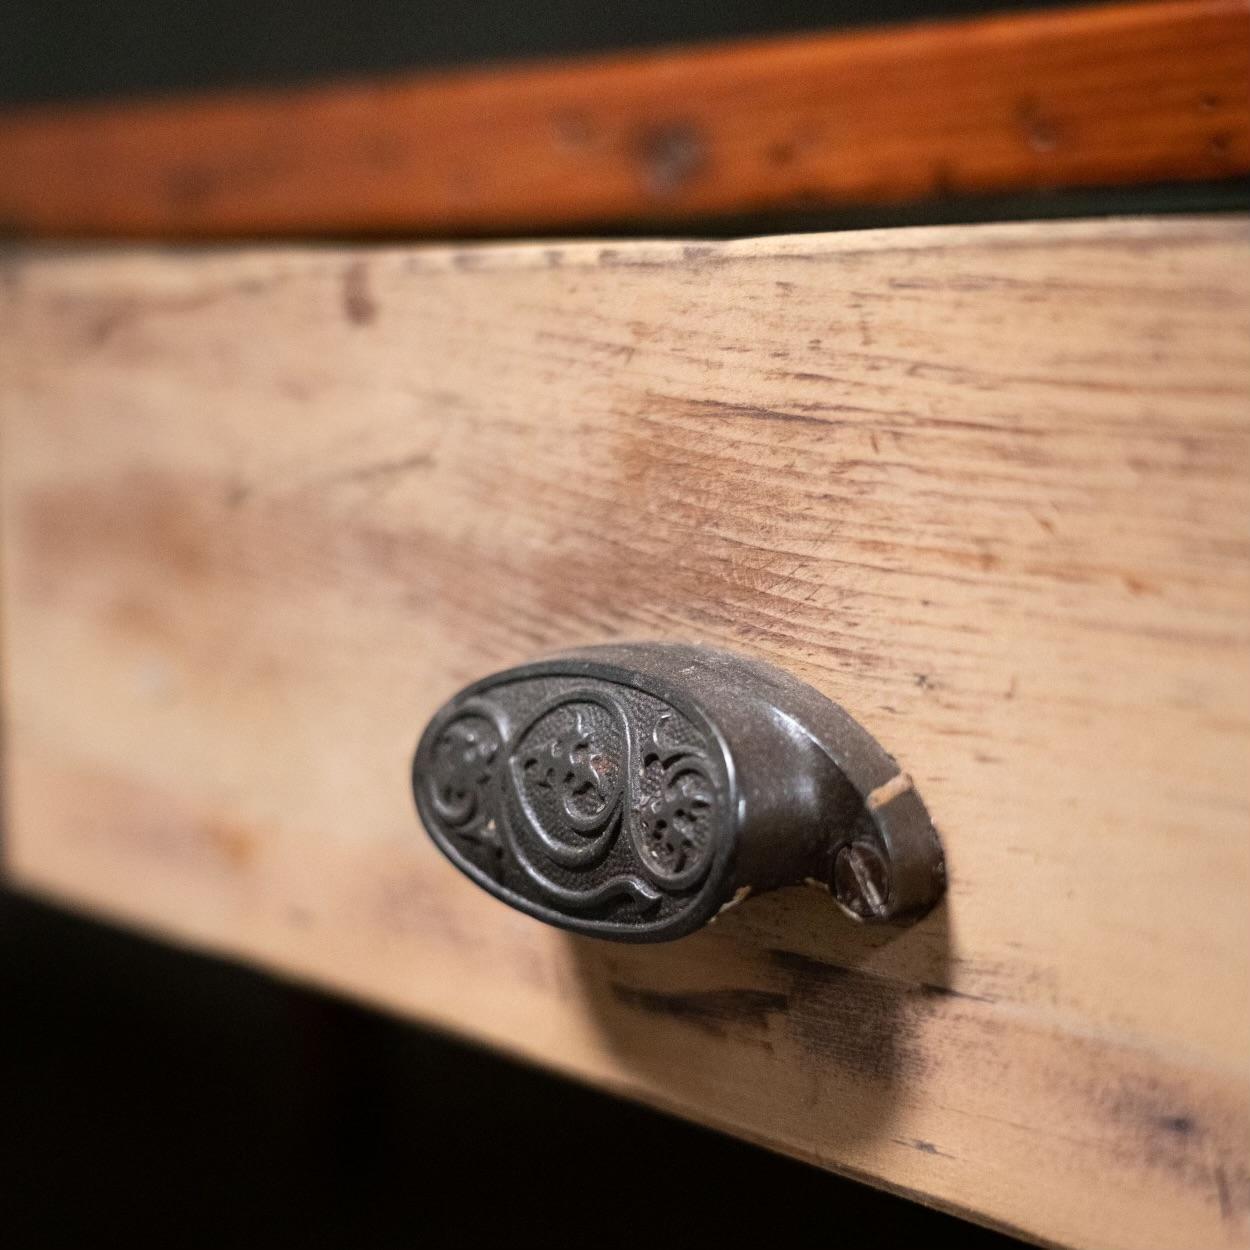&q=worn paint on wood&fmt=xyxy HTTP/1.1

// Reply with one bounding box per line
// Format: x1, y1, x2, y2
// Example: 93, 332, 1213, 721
1, 217, 1248, 1249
